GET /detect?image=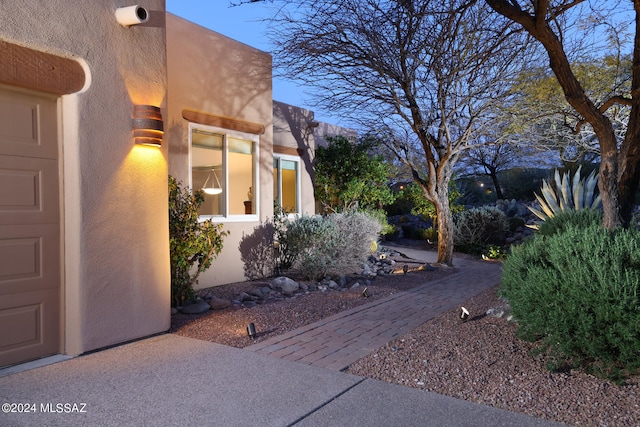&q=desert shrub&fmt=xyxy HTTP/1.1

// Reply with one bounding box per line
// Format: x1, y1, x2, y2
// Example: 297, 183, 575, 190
537, 209, 602, 237
272, 204, 305, 271
239, 221, 276, 280
501, 224, 640, 380
284, 214, 337, 280
365, 208, 395, 236
169, 176, 228, 306
285, 211, 382, 280
453, 206, 508, 254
